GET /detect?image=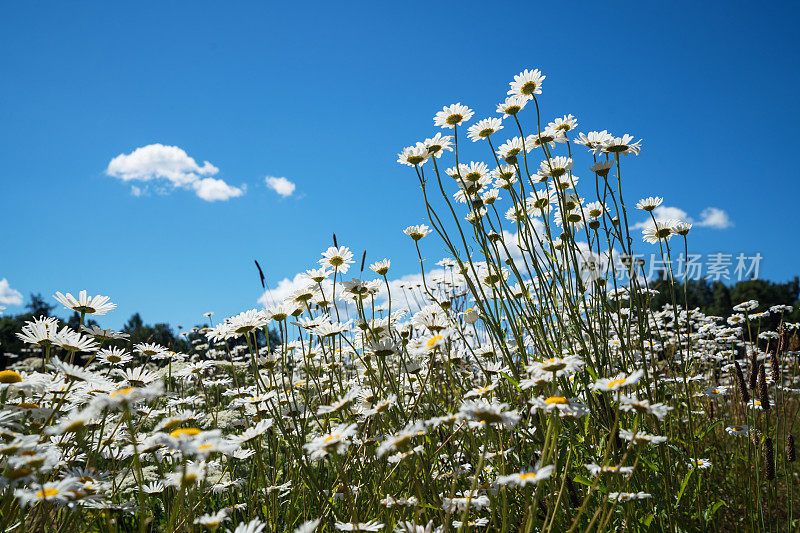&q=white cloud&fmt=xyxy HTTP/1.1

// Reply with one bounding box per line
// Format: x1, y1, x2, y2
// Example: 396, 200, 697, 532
258, 272, 309, 307
696, 207, 733, 229
631, 206, 689, 229
651, 206, 689, 221
257, 268, 449, 314
193, 177, 245, 202
265, 176, 296, 197
632, 205, 731, 230
0, 279, 23, 306
106, 144, 244, 202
